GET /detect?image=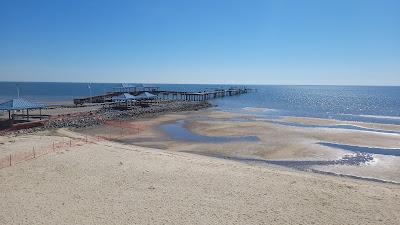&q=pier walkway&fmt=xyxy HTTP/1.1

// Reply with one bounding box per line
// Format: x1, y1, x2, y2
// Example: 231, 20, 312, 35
73, 86, 256, 105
